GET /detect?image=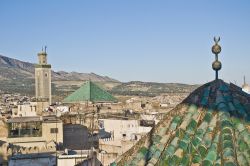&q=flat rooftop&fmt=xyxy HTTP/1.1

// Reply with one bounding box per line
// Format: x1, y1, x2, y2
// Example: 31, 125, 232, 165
7, 115, 61, 123
7, 116, 42, 123
10, 152, 55, 160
